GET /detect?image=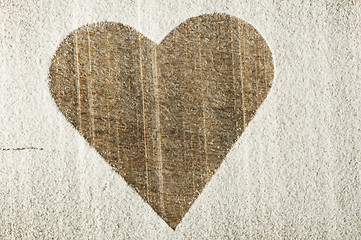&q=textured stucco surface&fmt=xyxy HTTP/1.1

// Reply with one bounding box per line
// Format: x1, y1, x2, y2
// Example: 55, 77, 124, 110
0, 0, 360, 239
